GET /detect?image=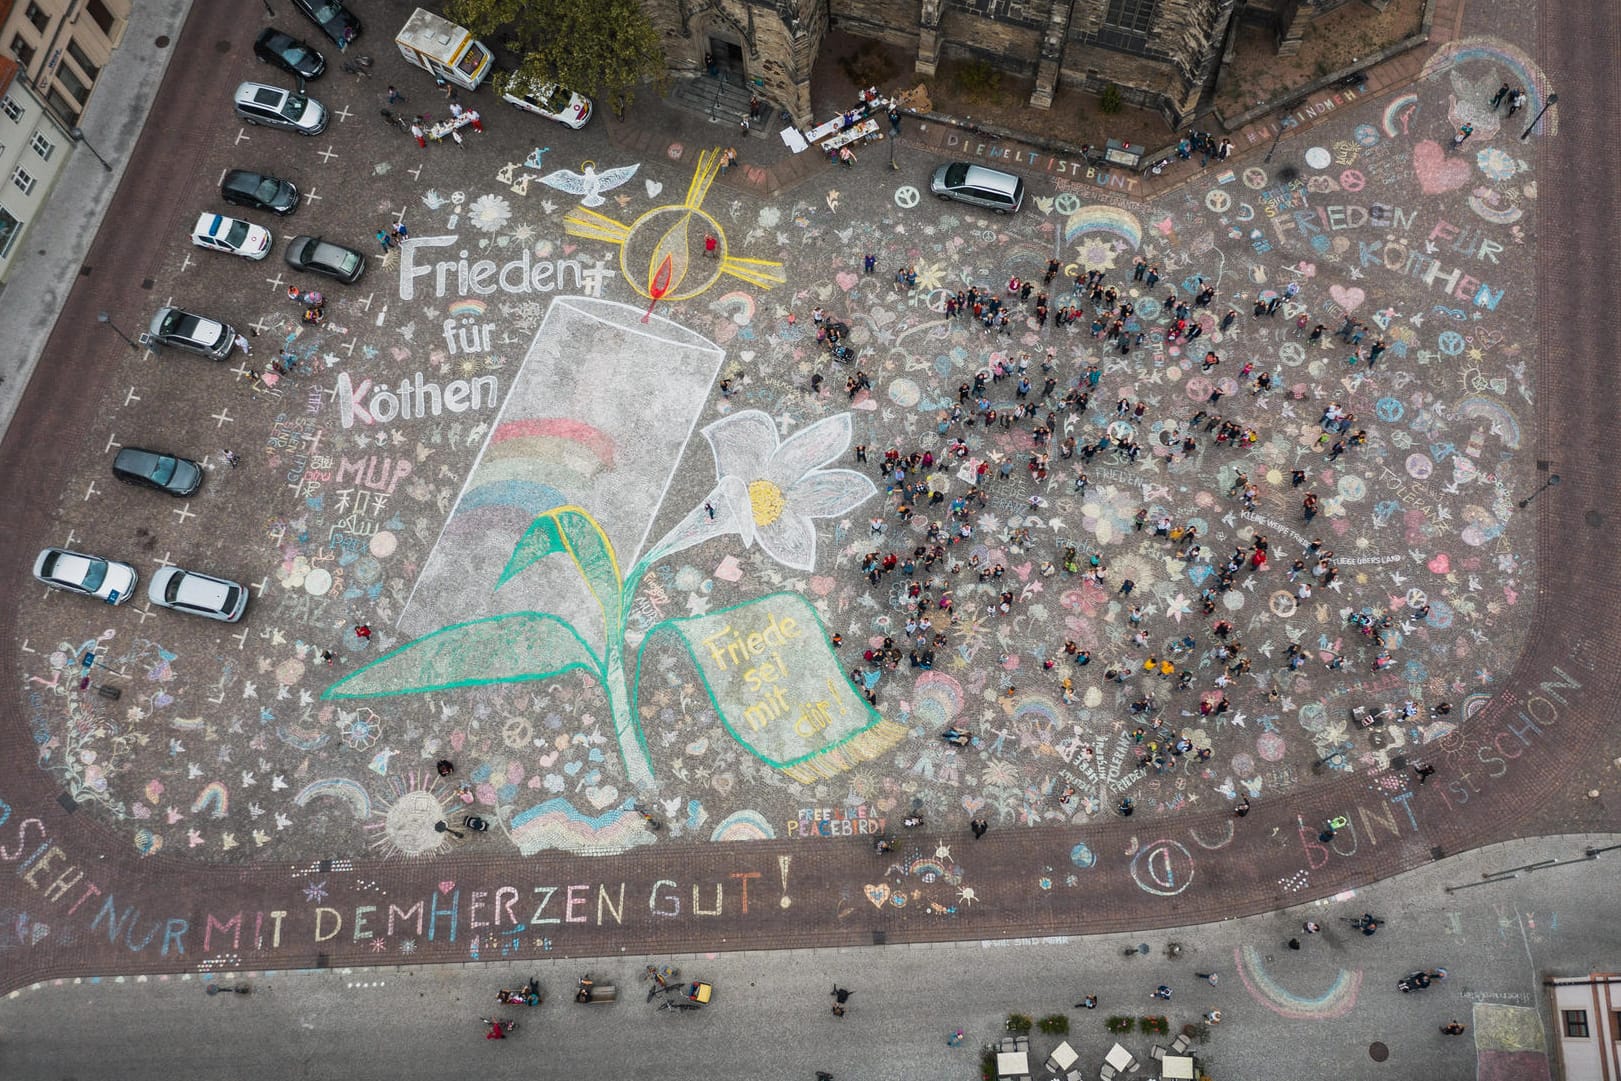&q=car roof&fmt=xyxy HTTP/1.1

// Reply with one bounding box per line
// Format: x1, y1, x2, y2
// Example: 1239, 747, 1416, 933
236, 82, 286, 105
114, 447, 166, 471
223, 169, 267, 188
46, 549, 96, 580
961, 164, 1020, 187
171, 569, 235, 607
